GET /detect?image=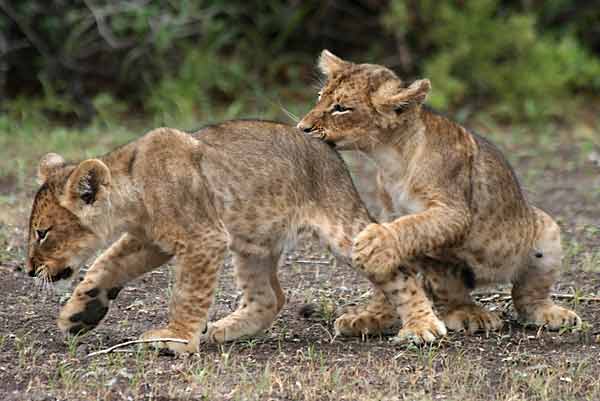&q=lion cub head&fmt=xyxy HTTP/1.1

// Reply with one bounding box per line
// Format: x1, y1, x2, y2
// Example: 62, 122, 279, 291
27, 153, 111, 285
298, 50, 430, 151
